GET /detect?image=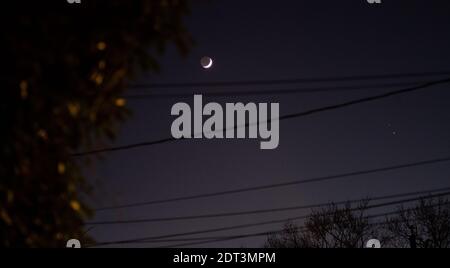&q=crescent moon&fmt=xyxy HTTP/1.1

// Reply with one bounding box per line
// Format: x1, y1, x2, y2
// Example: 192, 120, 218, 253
204, 58, 213, 68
